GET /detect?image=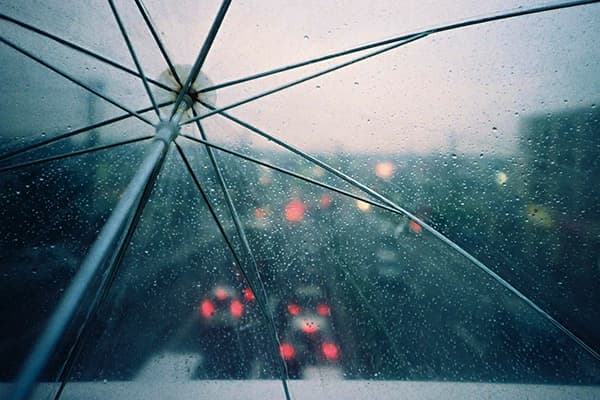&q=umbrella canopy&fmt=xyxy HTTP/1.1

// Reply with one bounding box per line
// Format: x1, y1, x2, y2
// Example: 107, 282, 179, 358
1, 1, 600, 399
